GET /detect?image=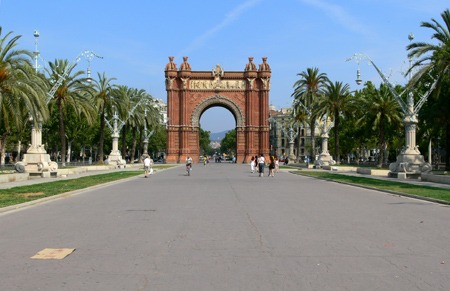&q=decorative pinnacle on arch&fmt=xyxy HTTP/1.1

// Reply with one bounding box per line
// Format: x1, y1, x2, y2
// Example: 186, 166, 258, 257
245, 57, 257, 71
179, 56, 191, 71
259, 57, 271, 71
165, 56, 177, 71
